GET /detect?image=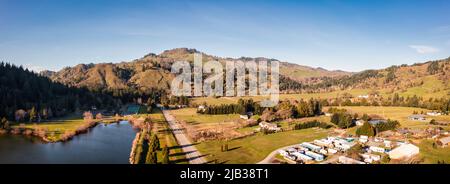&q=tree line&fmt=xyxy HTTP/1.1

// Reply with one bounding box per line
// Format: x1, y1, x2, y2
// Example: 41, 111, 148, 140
0, 62, 122, 122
